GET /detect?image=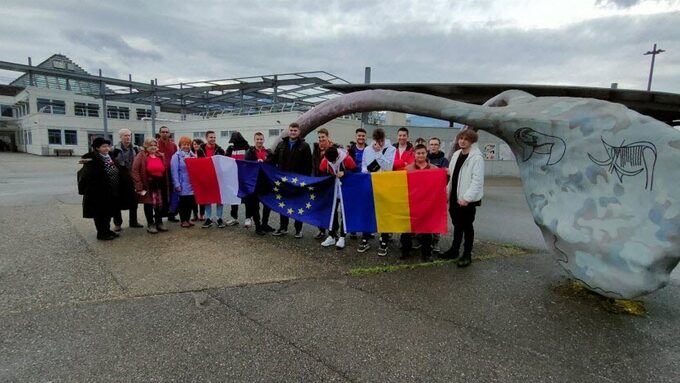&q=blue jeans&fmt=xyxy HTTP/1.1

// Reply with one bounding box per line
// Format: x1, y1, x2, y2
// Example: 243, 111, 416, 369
204, 204, 223, 219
